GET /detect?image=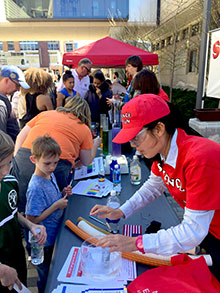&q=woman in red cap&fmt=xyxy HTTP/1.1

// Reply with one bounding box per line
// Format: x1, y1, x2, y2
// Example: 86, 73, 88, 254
90, 94, 220, 281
